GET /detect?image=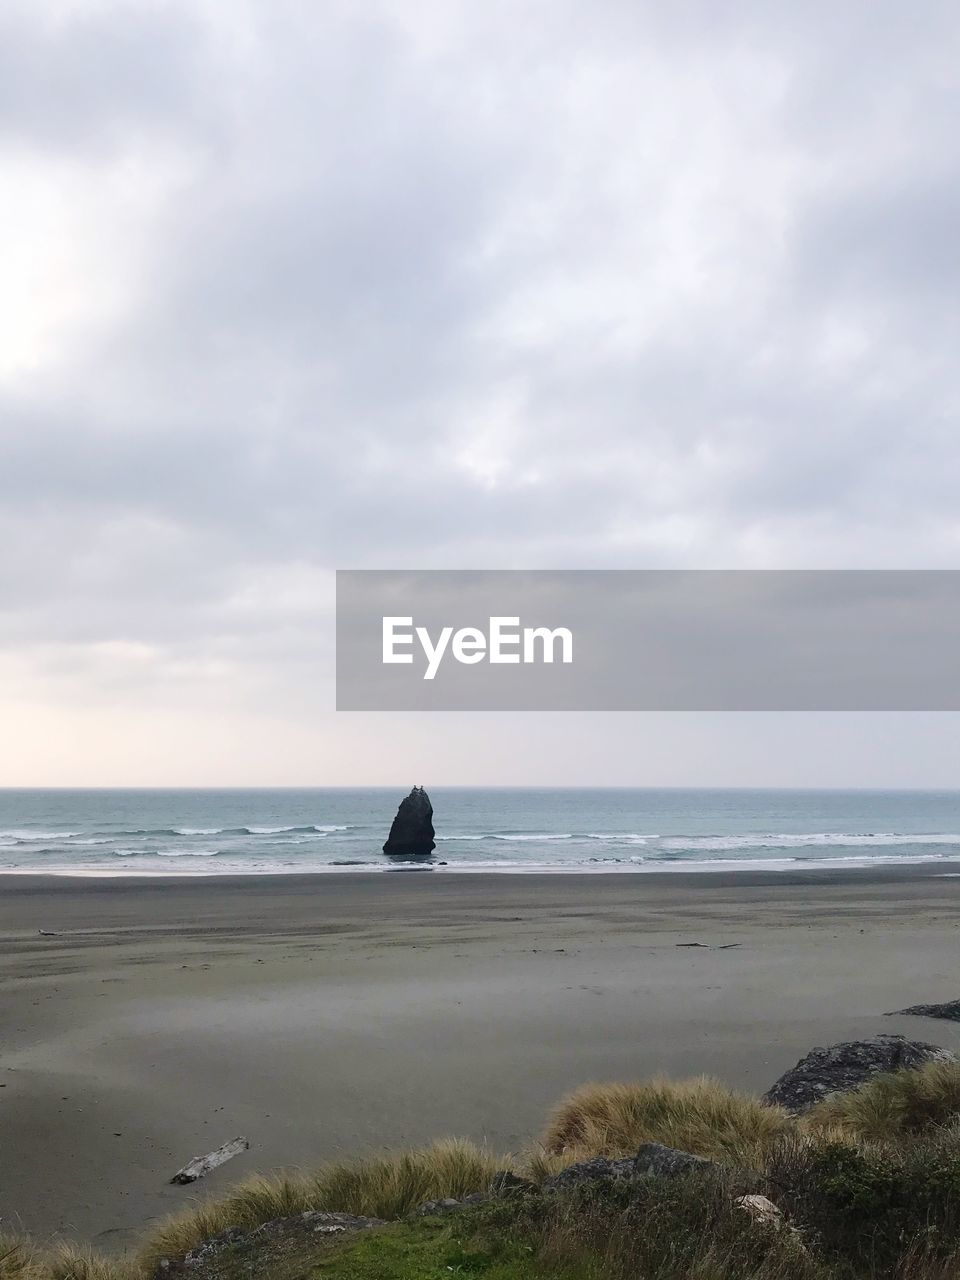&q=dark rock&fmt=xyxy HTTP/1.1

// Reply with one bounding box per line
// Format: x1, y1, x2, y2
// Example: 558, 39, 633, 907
159, 1212, 384, 1275
542, 1144, 712, 1192
413, 1197, 466, 1215
888, 1000, 960, 1022
490, 1169, 535, 1195
298, 1211, 385, 1235
762, 1034, 956, 1114
383, 786, 436, 858
542, 1155, 638, 1191
182, 1227, 245, 1266
634, 1142, 713, 1177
